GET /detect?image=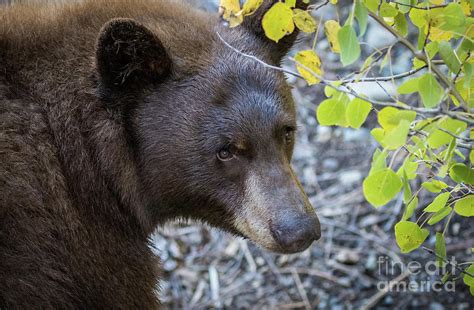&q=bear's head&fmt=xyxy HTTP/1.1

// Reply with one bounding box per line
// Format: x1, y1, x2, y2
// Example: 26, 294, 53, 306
94, 1, 321, 254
